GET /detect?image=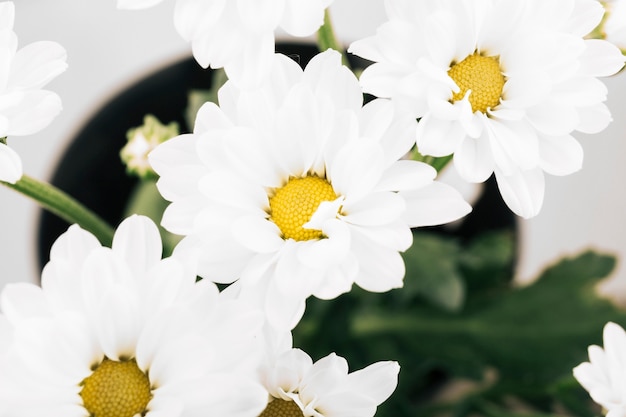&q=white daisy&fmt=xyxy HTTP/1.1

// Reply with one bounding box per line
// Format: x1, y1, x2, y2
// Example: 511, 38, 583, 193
574, 322, 626, 417
116, 0, 335, 88
259, 348, 399, 417
349, 0, 625, 218
0, 1, 67, 183
150, 49, 471, 330
0, 215, 268, 417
